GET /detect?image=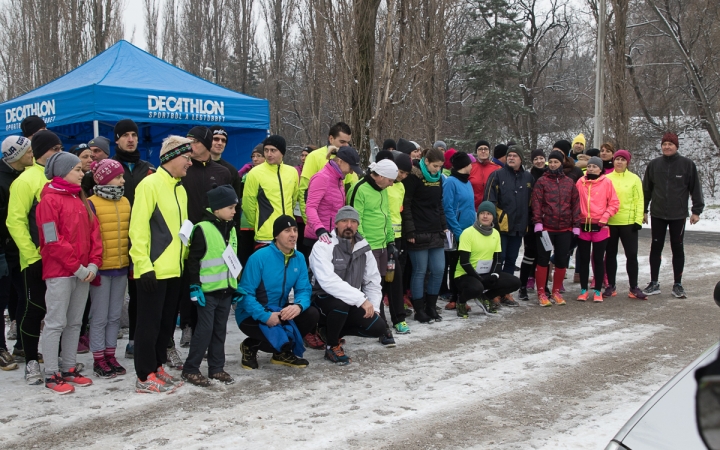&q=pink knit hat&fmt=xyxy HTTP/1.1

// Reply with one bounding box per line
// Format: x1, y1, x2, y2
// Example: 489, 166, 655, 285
613, 149, 632, 164
91, 159, 124, 185
443, 148, 457, 170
